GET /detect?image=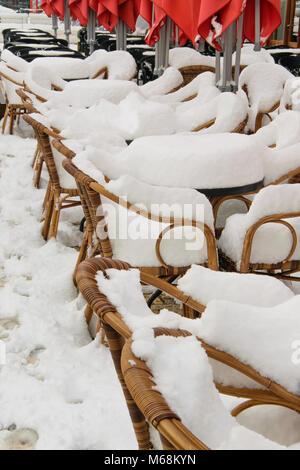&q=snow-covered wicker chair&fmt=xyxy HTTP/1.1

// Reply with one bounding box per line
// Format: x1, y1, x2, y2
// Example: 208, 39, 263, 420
168, 48, 216, 86
53, 139, 218, 284
121, 328, 299, 450
22, 114, 80, 240
238, 63, 293, 133
0, 62, 26, 134
139, 67, 184, 98
218, 184, 300, 281
85, 50, 137, 80
1, 49, 29, 73
76, 258, 300, 450
178, 92, 249, 134
214, 127, 300, 236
